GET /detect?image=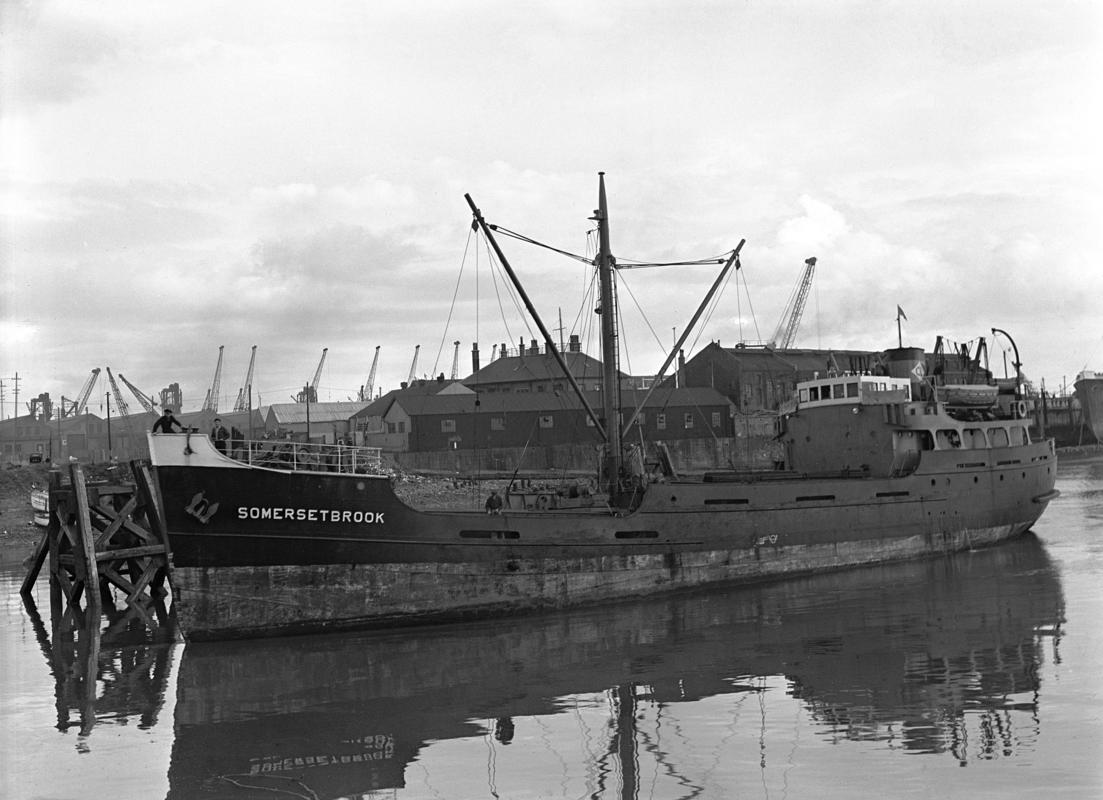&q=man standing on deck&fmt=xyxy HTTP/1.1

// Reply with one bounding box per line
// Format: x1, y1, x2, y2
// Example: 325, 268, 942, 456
211, 418, 230, 454
152, 408, 182, 434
